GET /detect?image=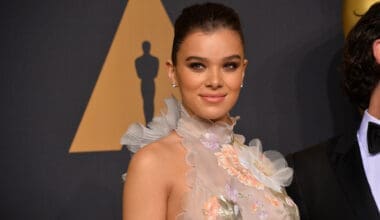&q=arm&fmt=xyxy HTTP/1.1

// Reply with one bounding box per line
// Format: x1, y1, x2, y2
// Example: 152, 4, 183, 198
123, 146, 169, 220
